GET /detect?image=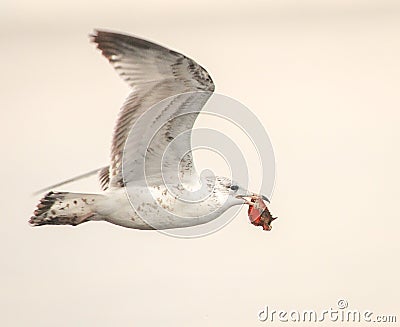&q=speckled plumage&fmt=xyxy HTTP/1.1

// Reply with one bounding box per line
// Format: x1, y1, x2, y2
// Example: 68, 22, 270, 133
30, 30, 250, 230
